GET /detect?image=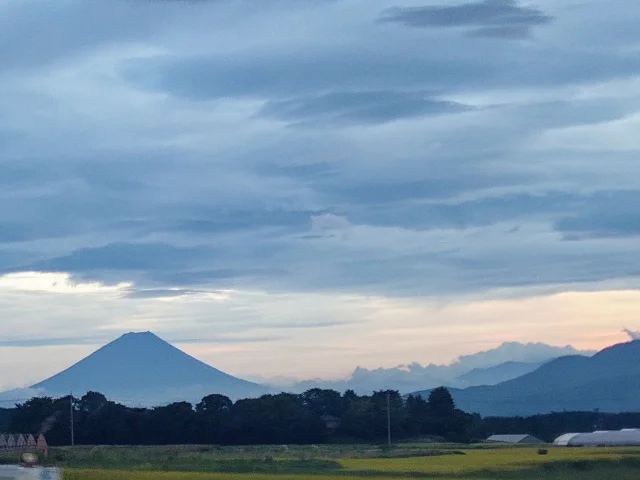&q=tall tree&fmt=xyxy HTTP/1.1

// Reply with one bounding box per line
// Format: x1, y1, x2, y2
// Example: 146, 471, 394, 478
78, 391, 108, 415
340, 397, 377, 440
427, 387, 455, 417
405, 394, 430, 436
300, 389, 344, 417
194, 394, 232, 444
149, 402, 195, 444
